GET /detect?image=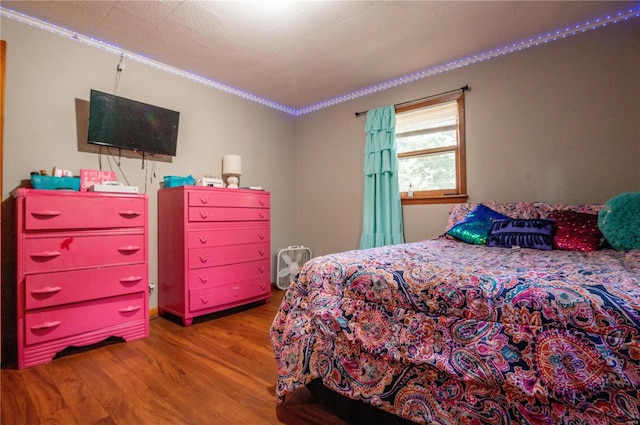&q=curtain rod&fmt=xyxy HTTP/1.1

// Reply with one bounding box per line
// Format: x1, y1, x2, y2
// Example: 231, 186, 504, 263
355, 85, 469, 117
